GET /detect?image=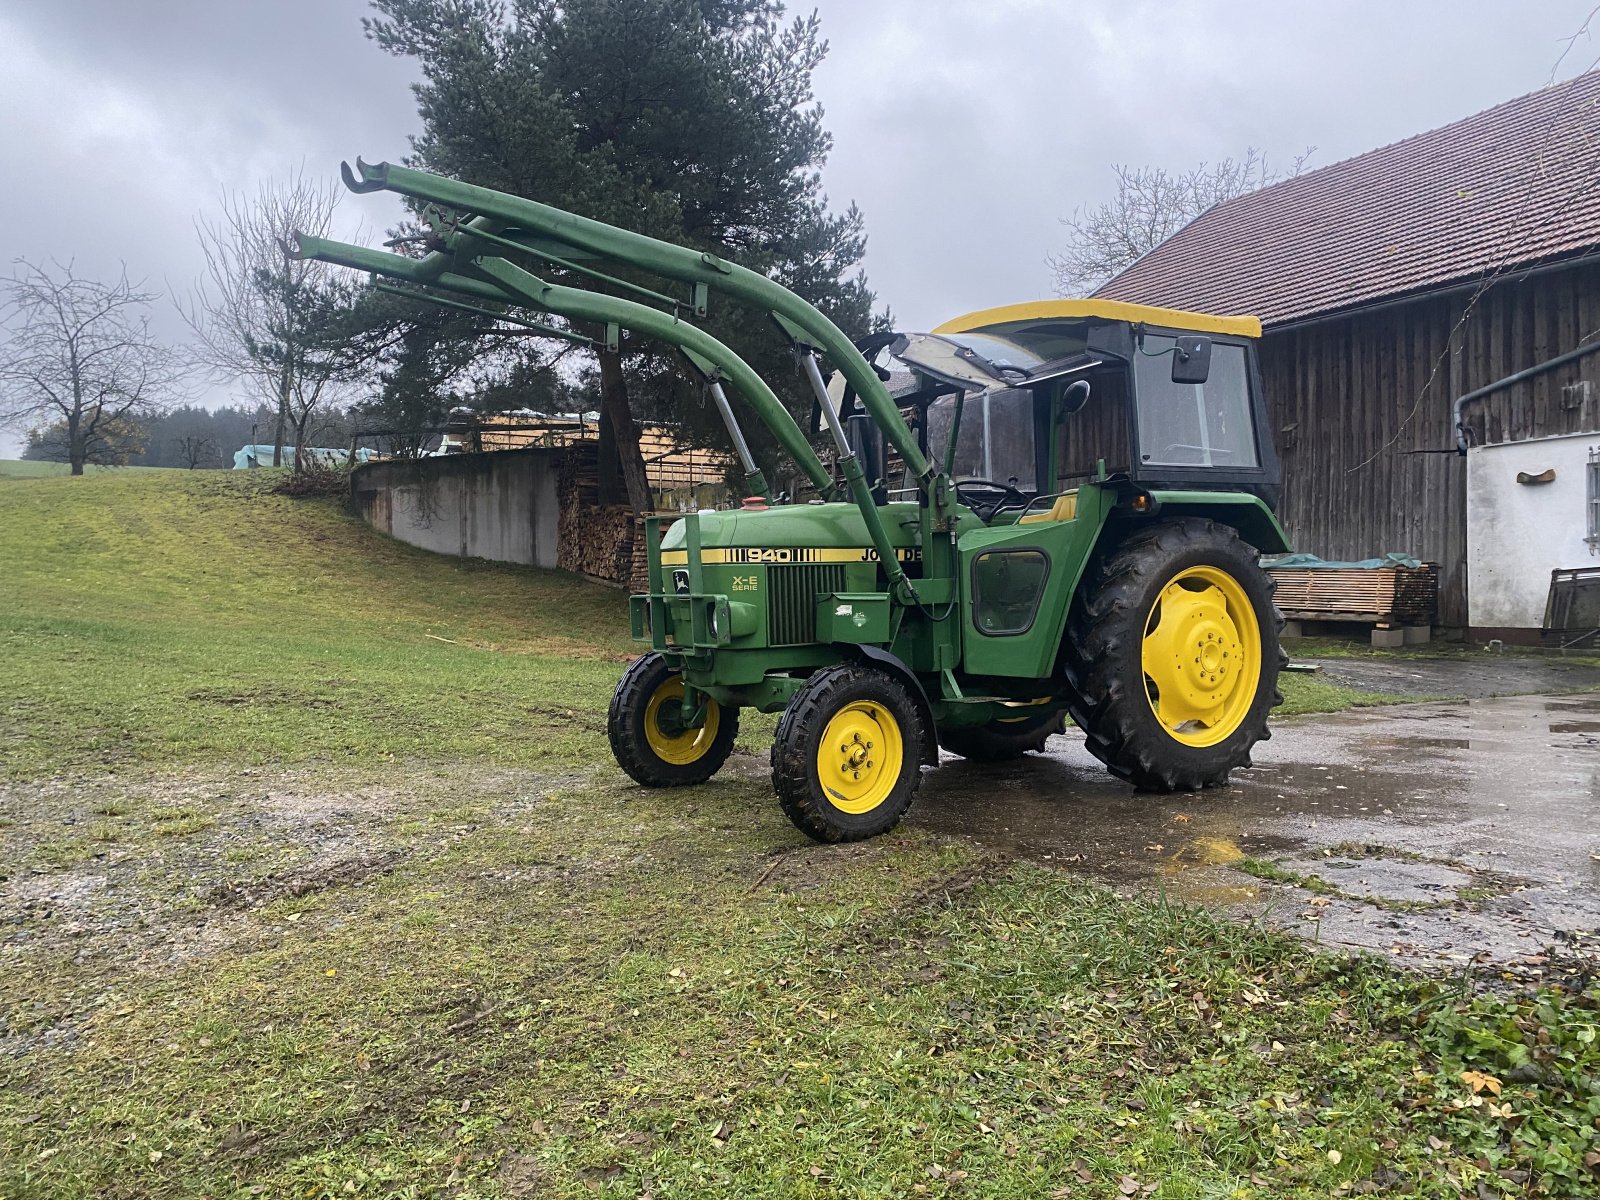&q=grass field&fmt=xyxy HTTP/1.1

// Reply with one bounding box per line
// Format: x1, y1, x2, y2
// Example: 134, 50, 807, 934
3, 468, 1596, 1199
0, 459, 130, 479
